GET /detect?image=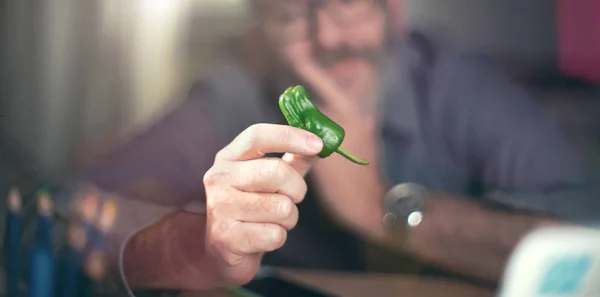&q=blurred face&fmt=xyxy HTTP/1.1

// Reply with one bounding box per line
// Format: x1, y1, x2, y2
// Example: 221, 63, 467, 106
256, 0, 388, 91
